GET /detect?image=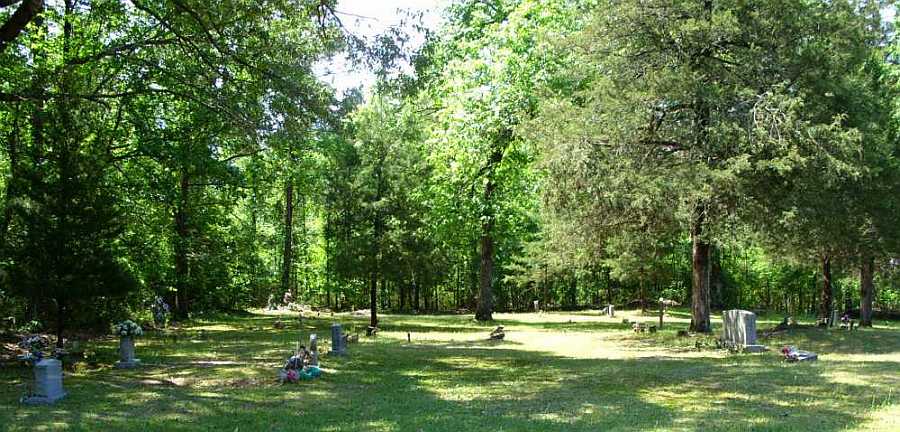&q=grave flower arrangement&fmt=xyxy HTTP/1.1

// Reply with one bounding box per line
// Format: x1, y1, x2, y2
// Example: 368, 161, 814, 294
17, 335, 49, 363
151, 297, 171, 327
278, 347, 321, 383
113, 320, 143, 338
